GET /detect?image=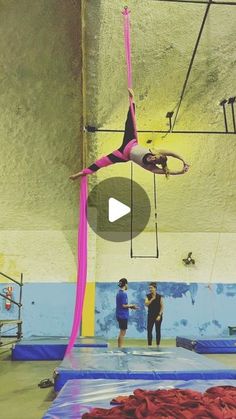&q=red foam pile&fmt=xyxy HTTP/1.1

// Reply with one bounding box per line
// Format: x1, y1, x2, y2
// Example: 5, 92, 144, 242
82, 386, 236, 418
